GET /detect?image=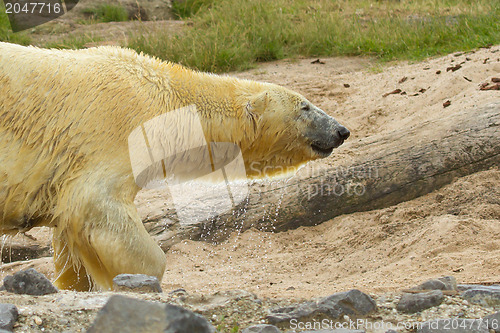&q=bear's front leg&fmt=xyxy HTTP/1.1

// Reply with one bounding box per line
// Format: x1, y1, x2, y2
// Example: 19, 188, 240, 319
52, 200, 166, 291
53, 230, 92, 291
